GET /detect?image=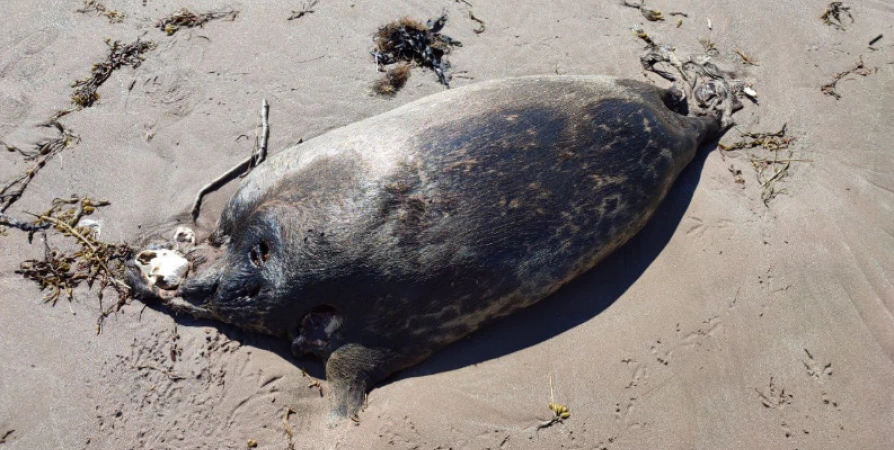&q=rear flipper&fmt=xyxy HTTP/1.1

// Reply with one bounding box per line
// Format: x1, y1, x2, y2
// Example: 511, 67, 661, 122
324, 344, 402, 424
